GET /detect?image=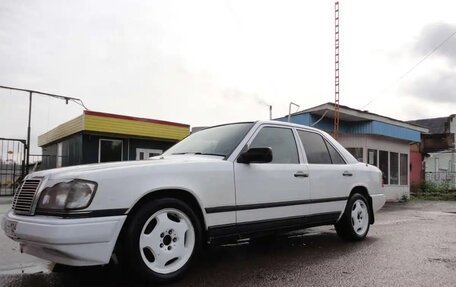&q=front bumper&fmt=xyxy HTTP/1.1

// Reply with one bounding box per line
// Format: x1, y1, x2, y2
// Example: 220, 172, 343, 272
1, 210, 126, 266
